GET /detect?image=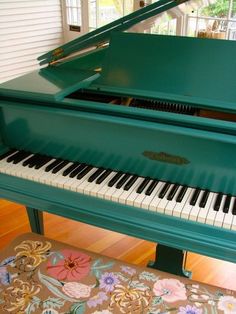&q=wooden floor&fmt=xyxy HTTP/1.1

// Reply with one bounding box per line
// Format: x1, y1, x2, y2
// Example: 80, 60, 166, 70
0, 199, 236, 291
